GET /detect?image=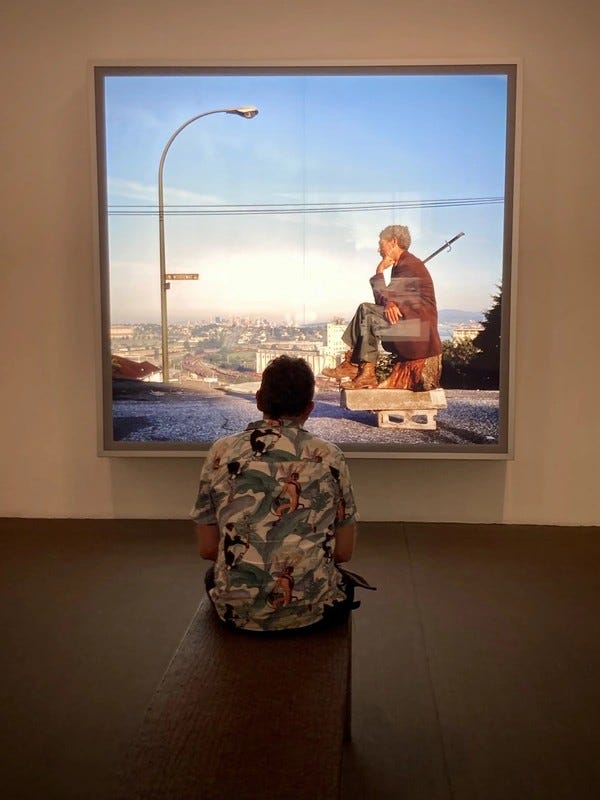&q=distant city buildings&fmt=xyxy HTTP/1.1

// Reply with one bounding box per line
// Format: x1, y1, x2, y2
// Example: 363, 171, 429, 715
255, 342, 323, 373
109, 316, 482, 386
255, 322, 347, 374
110, 325, 135, 339
452, 323, 484, 342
